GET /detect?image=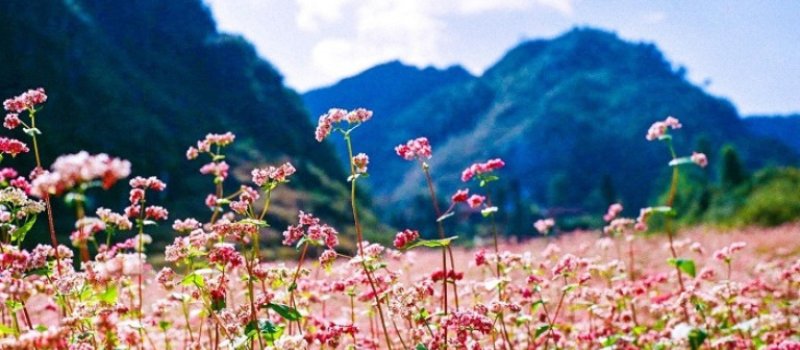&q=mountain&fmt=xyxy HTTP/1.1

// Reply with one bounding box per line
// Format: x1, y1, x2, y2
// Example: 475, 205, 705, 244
744, 114, 800, 154
0, 0, 375, 246
303, 28, 797, 235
